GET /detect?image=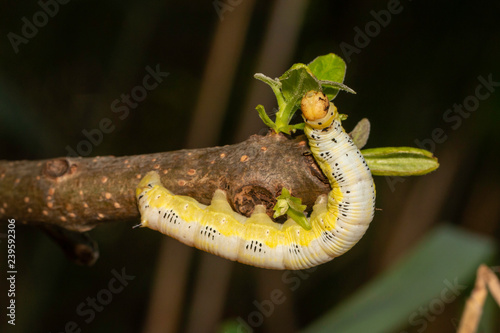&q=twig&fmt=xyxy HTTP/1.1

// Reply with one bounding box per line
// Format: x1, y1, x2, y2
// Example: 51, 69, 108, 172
0, 133, 330, 232
457, 264, 500, 333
